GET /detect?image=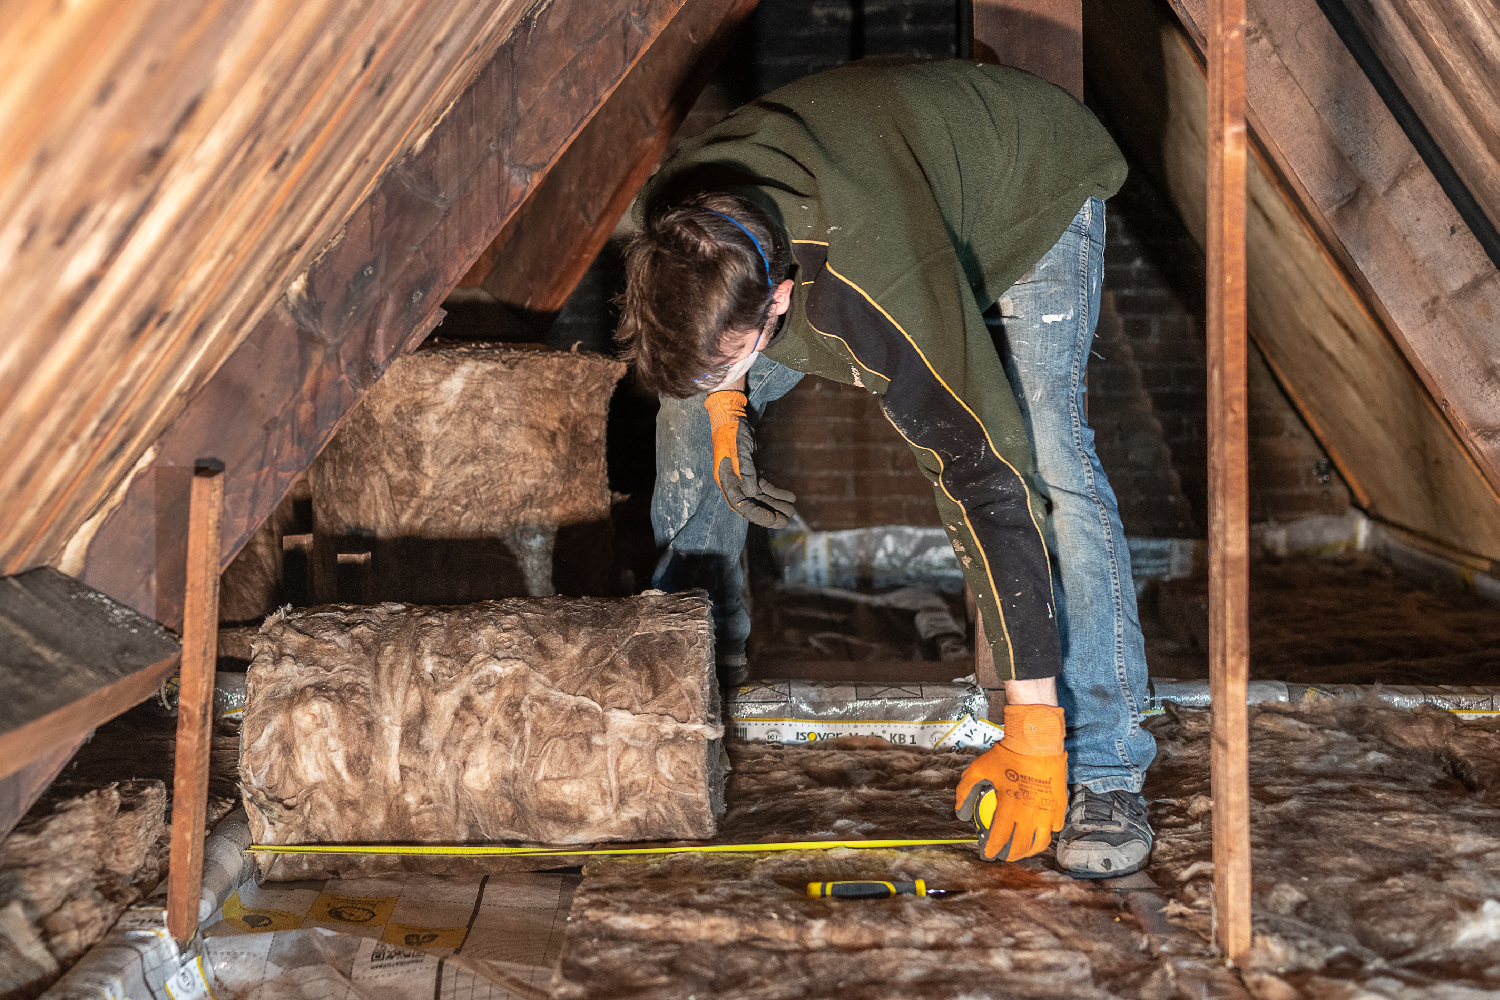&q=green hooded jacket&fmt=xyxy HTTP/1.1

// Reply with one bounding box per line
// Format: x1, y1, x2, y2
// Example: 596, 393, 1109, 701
640, 60, 1126, 680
